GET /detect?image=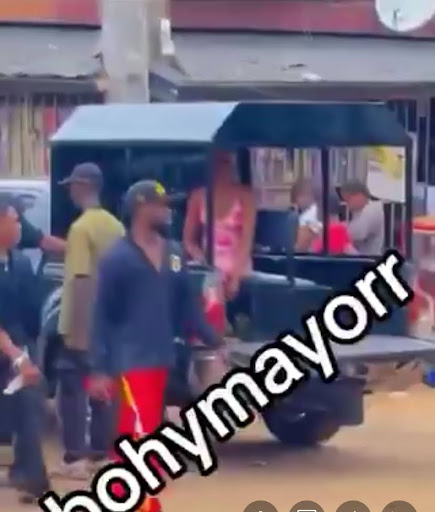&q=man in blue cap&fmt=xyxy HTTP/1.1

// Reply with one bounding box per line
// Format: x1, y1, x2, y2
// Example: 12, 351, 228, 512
54, 162, 124, 479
